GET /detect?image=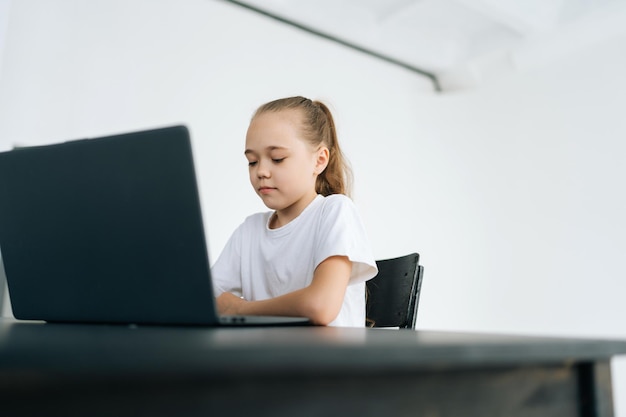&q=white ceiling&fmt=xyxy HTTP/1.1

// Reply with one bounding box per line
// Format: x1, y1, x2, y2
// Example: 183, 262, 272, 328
229, 0, 626, 90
